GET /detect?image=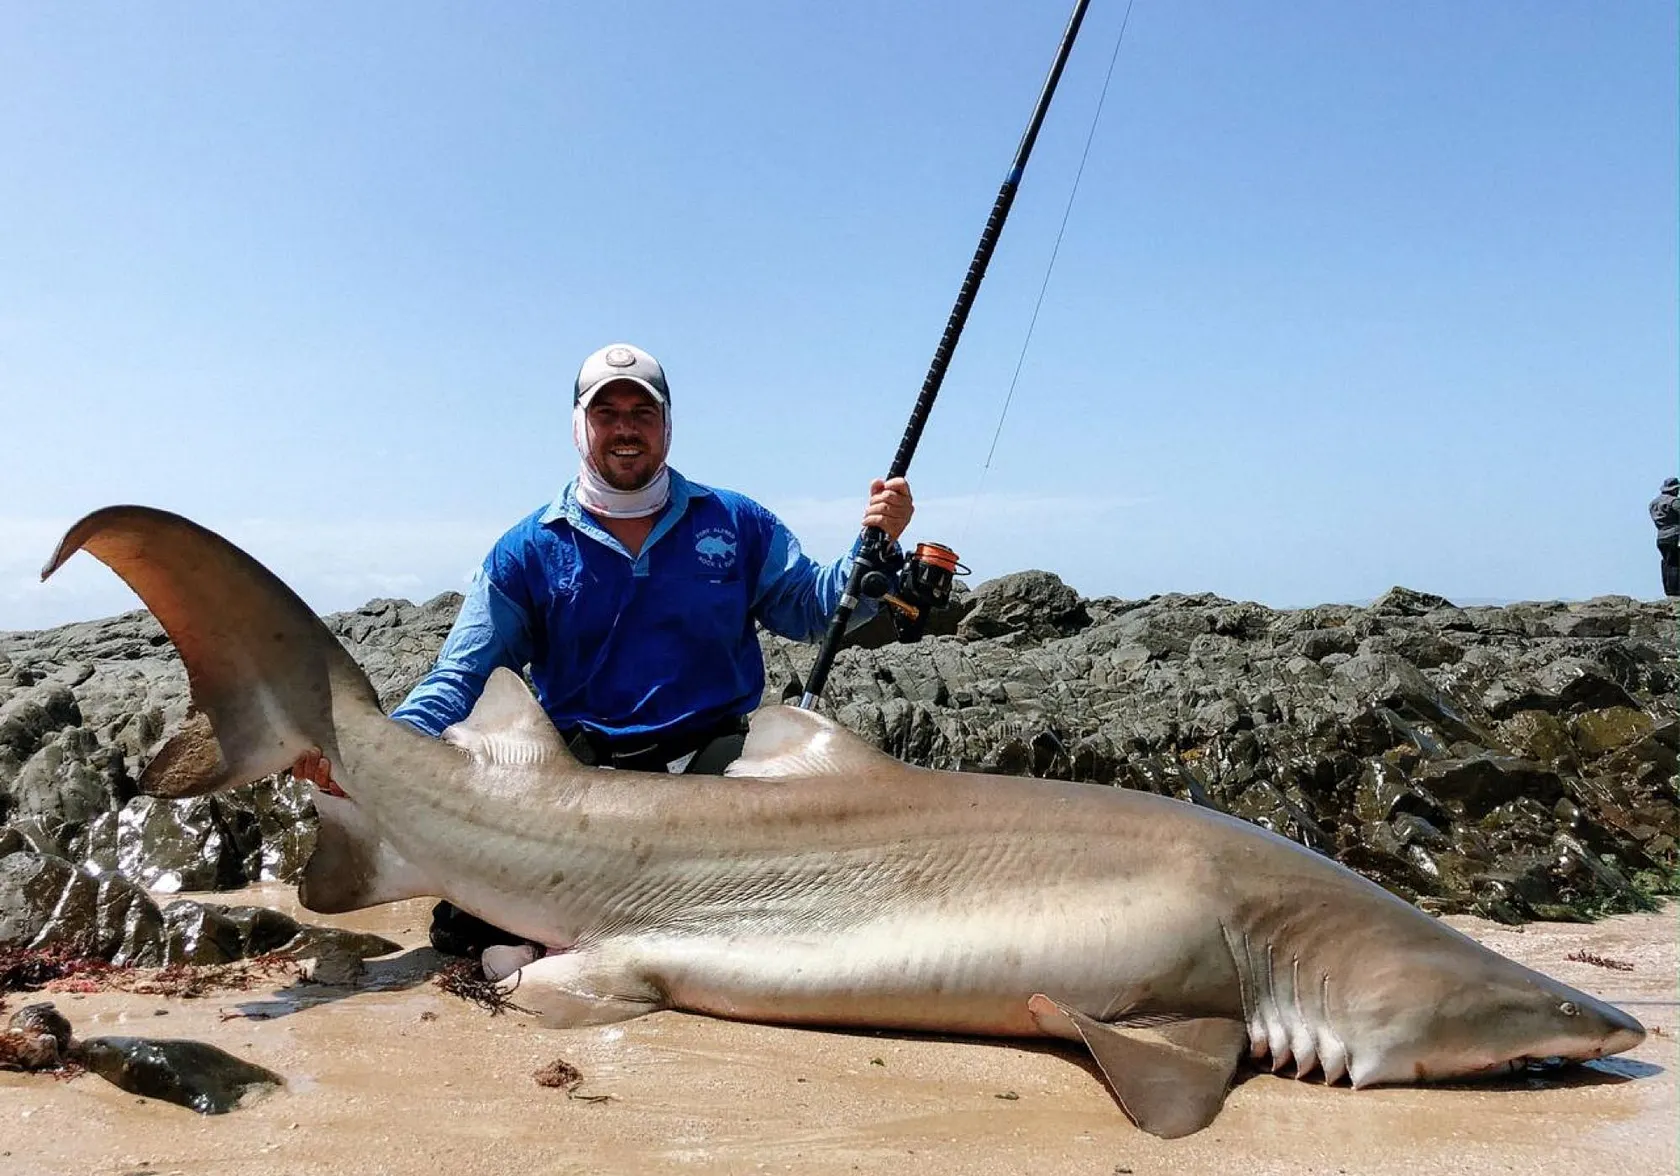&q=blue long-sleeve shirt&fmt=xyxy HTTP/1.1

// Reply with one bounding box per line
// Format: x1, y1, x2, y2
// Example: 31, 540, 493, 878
391, 470, 874, 741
